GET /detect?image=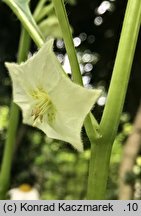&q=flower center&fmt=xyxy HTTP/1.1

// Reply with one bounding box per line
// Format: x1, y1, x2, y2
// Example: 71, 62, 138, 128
19, 184, 32, 192
31, 88, 55, 125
